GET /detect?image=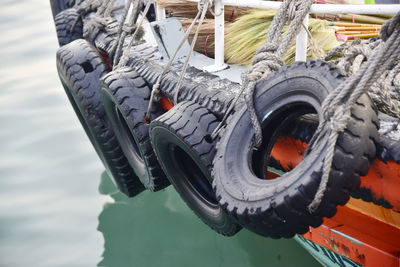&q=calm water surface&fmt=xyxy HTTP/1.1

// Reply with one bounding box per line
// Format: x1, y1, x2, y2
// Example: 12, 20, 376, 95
0, 1, 319, 266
